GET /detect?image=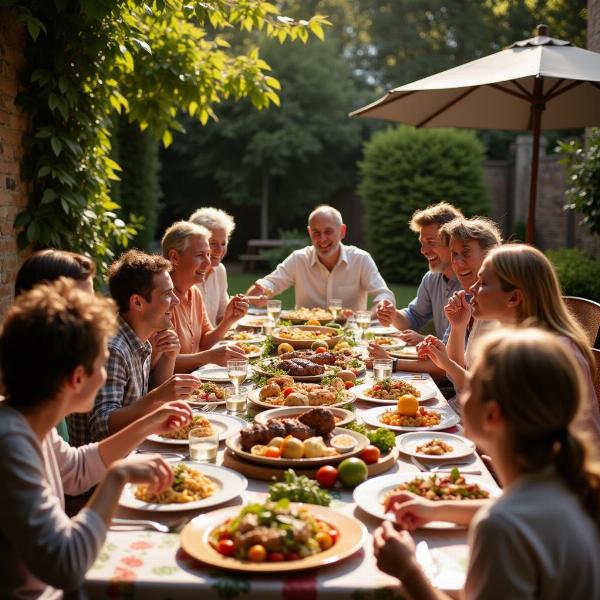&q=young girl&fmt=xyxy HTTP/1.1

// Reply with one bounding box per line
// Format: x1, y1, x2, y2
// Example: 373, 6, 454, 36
374, 327, 600, 599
